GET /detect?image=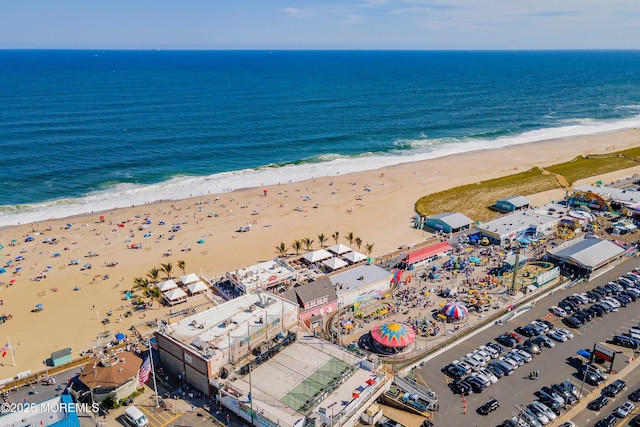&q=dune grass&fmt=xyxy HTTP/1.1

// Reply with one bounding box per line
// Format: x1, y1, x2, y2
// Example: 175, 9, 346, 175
415, 168, 559, 222
415, 146, 640, 223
